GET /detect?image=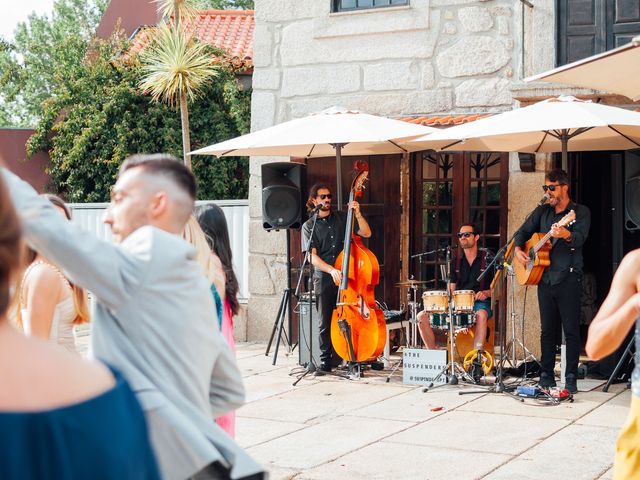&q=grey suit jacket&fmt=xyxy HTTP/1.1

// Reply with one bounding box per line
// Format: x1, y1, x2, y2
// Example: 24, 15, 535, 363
4, 169, 263, 480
